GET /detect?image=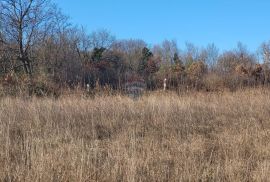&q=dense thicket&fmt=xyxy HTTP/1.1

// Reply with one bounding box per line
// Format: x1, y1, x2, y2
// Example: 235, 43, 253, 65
1, 0, 270, 96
